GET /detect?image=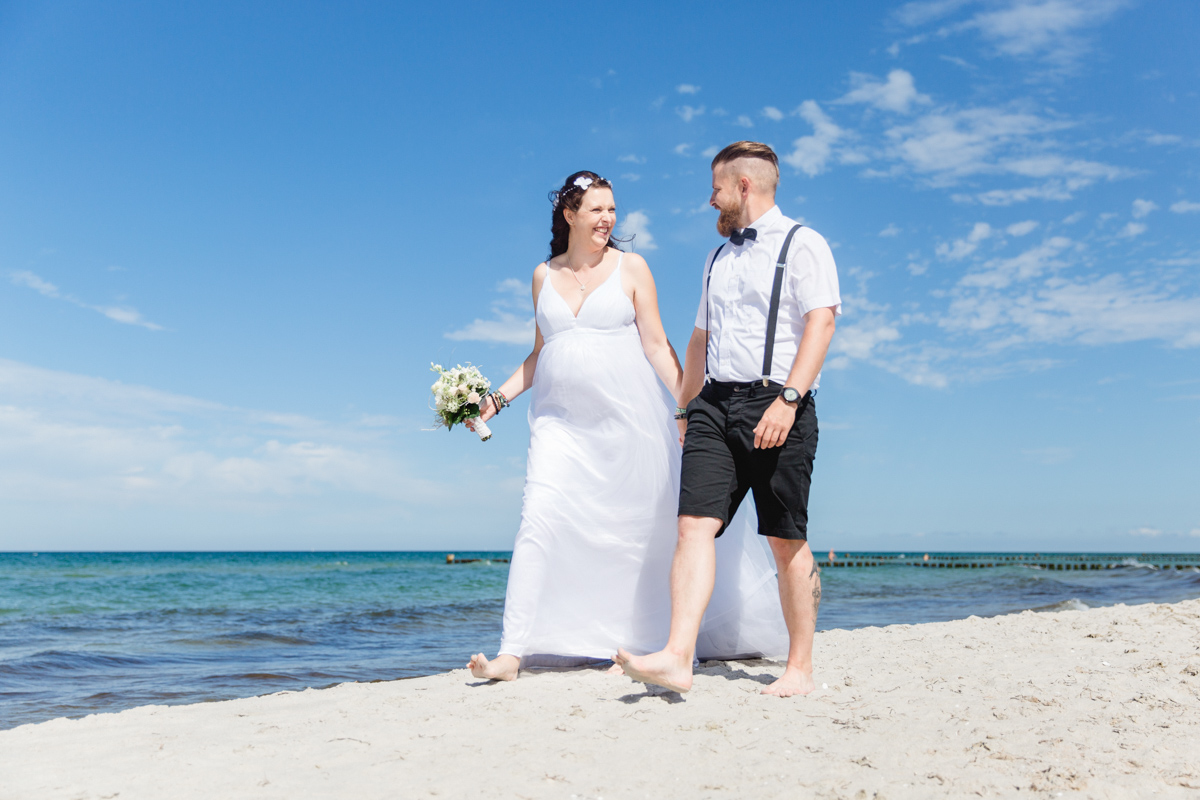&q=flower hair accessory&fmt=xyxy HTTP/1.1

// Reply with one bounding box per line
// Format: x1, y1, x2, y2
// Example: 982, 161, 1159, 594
573, 176, 594, 191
